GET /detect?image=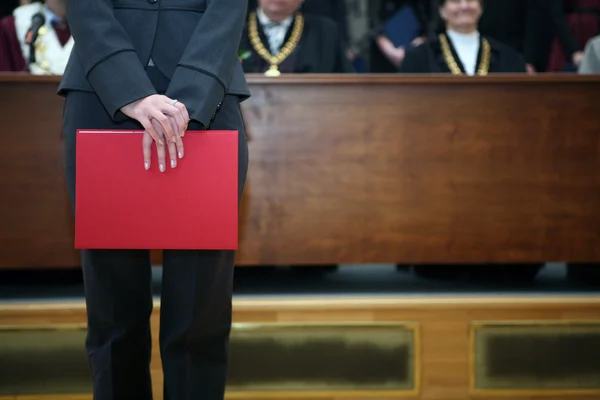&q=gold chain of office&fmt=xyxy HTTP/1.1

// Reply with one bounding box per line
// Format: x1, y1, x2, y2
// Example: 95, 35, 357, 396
248, 11, 304, 77
439, 33, 490, 76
